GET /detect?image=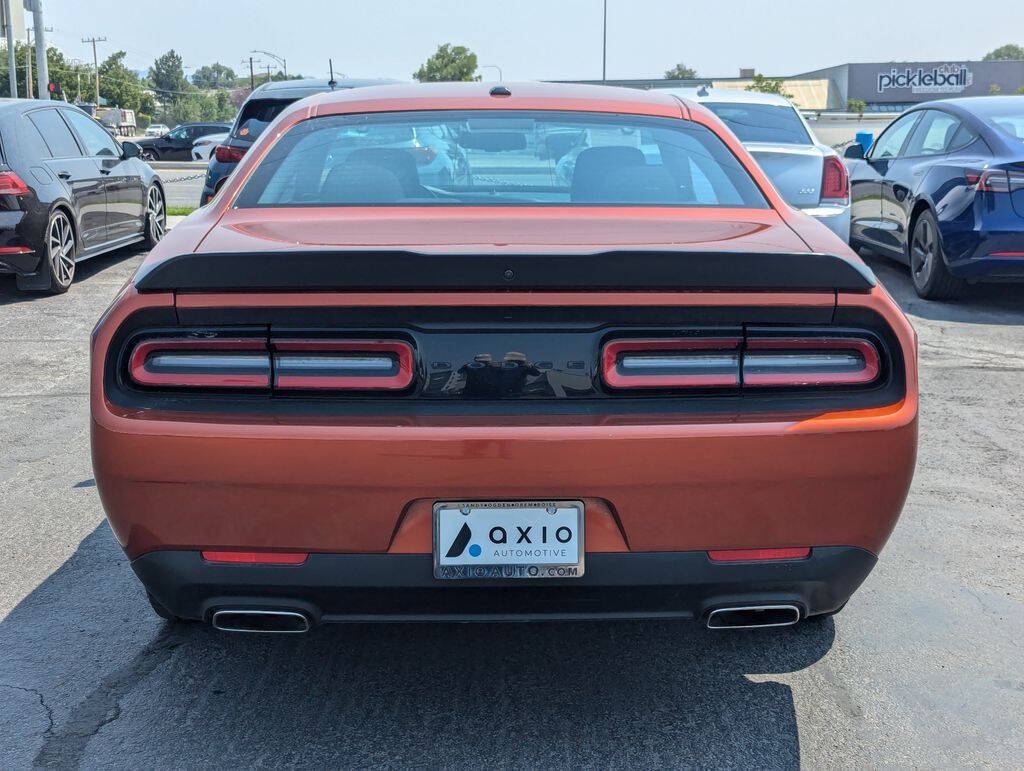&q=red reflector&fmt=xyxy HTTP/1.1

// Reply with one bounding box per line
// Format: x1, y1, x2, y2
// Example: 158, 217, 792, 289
820, 156, 849, 204
272, 339, 415, 390
129, 338, 271, 388
743, 337, 879, 387
201, 550, 308, 565
0, 245, 33, 254
602, 338, 742, 389
0, 170, 31, 196
988, 251, 1024, 257
214, 144, 246, 163
708, 548, 811, 562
